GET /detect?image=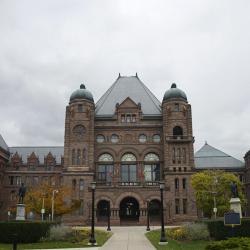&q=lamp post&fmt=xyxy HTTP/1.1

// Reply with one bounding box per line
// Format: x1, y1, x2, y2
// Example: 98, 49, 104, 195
146, 200, 150, 231
88, 182, 97, 245
107, 201, 111, 231
51, 189, 58, 222
159, 182, 167, 245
